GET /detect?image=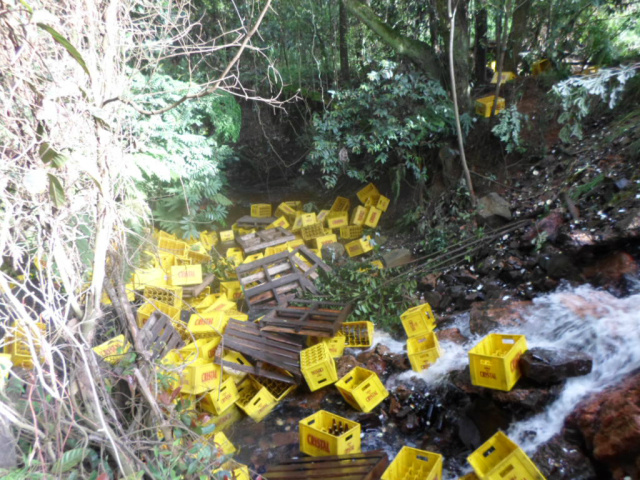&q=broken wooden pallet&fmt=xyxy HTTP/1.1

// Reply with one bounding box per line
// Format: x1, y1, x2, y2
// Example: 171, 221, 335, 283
259, 300, 353, 338
236, 227, 296, 254
235, 215, 278, 229
265, 450, 389, 480
291, 245, 332, 280
138, 311, 185, 361
220, 319, 304, 383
